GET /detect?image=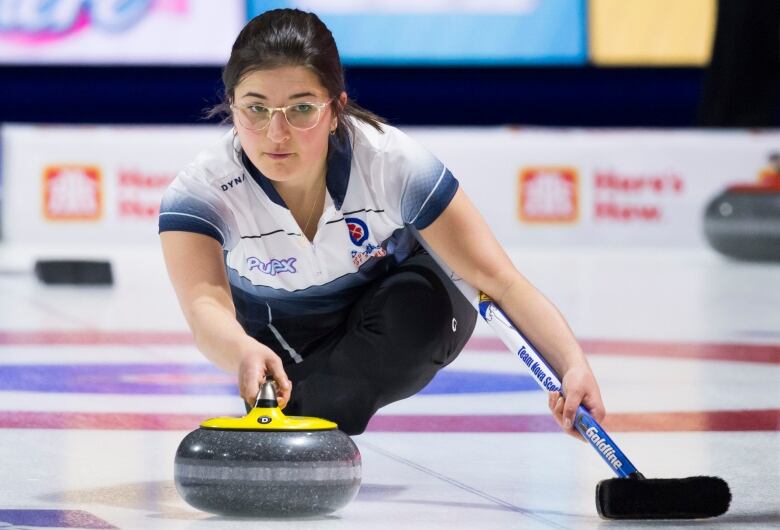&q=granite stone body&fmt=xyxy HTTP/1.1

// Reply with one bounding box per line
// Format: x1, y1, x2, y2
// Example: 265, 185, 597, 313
174, 428, 362, 517
704, 189, 780, 261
